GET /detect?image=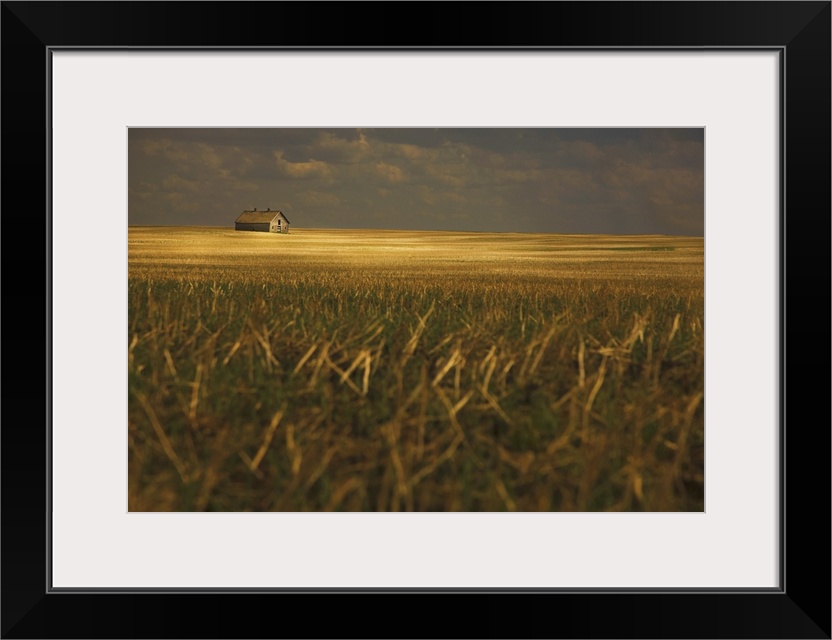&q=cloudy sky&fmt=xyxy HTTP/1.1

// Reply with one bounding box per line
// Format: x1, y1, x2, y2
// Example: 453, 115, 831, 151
128, 128, 703, 235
